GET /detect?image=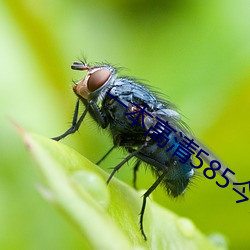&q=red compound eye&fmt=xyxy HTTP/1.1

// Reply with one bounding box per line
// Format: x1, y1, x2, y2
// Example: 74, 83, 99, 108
87, 68, 111, 92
